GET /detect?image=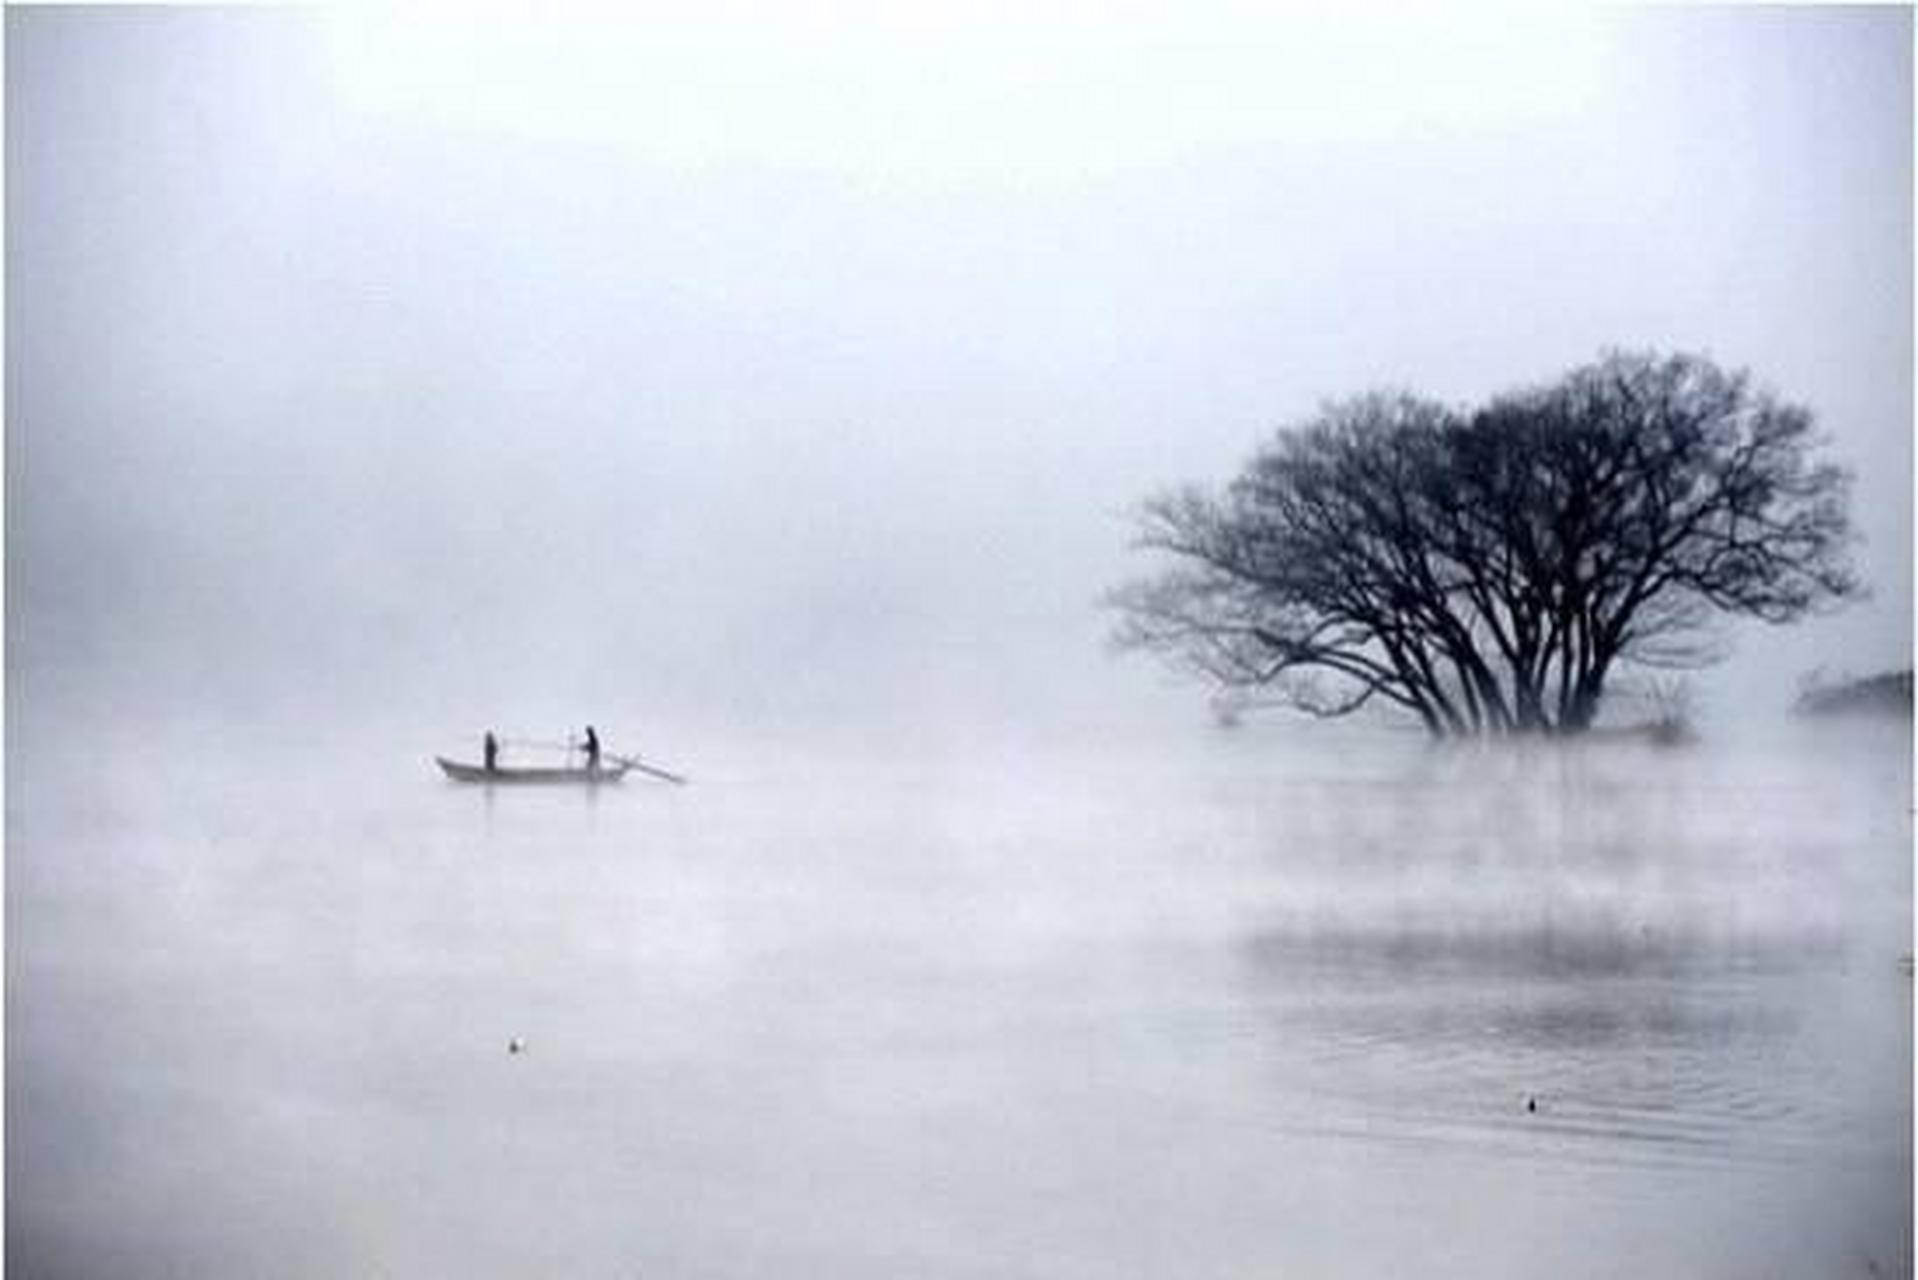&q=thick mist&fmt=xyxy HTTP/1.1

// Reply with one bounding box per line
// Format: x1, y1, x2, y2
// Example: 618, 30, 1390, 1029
7, 8, 1911, 742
